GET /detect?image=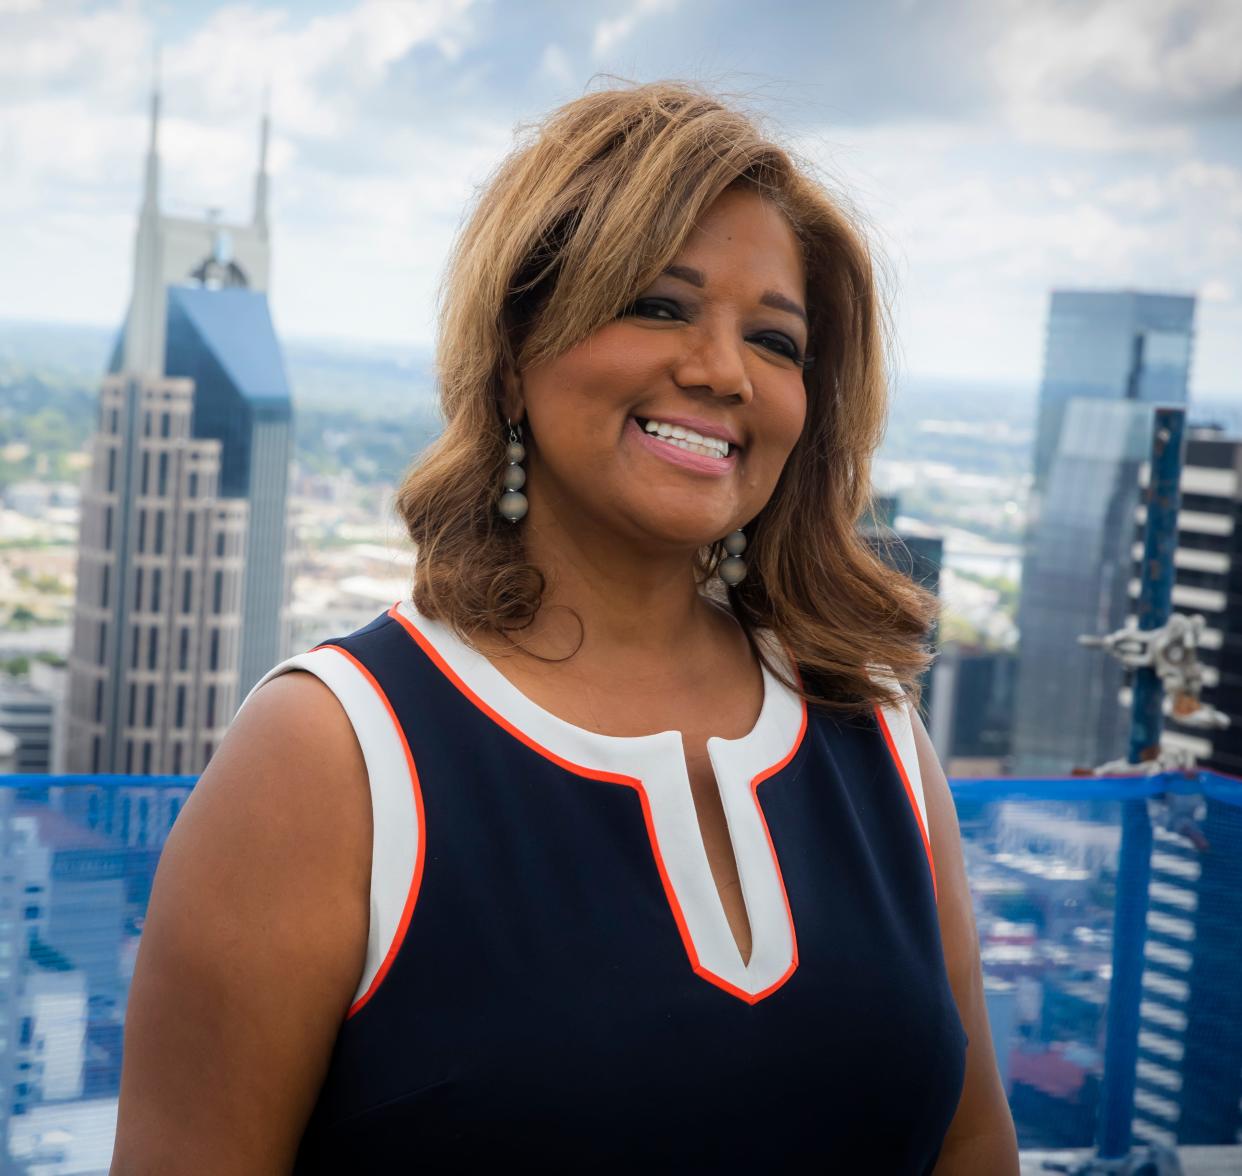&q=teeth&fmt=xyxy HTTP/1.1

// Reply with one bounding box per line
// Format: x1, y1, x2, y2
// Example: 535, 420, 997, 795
641, 418, 730, 458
